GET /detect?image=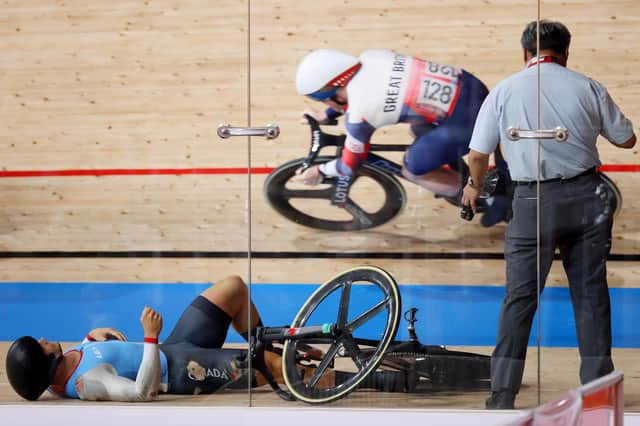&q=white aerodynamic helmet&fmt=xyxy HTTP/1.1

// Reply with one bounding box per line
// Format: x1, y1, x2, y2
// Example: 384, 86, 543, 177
295, 49, 361, 101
